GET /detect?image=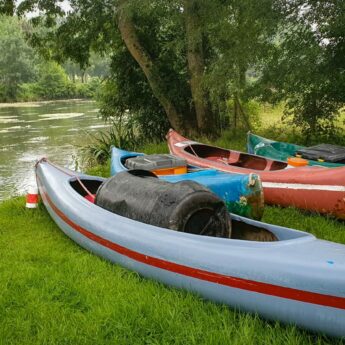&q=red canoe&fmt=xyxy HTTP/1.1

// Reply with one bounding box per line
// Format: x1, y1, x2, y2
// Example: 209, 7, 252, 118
167, 129, 345, 219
